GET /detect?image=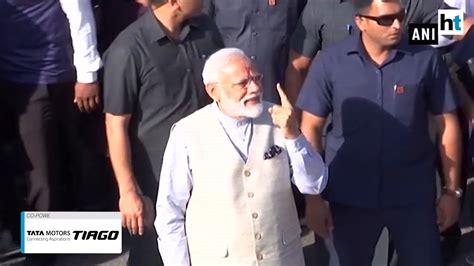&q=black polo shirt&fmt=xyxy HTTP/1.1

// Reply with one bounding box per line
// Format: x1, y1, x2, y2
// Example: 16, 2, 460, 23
103, 10, 223, 197
204, 0, 307, 103
290, 0, 356, 58
291, 0, 445, 58
297, 34, 459, 208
